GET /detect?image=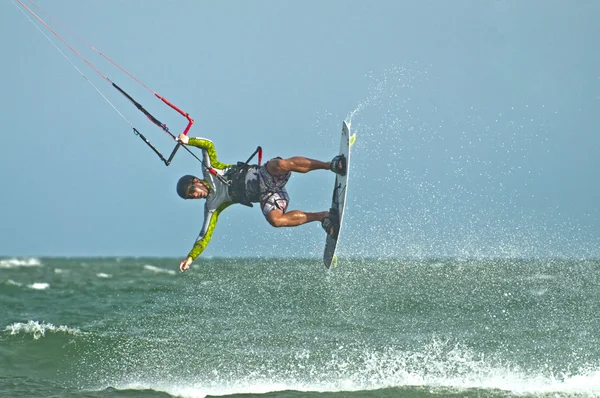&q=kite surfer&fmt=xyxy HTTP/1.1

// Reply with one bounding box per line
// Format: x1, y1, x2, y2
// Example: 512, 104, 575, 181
175, 133, 346, 272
